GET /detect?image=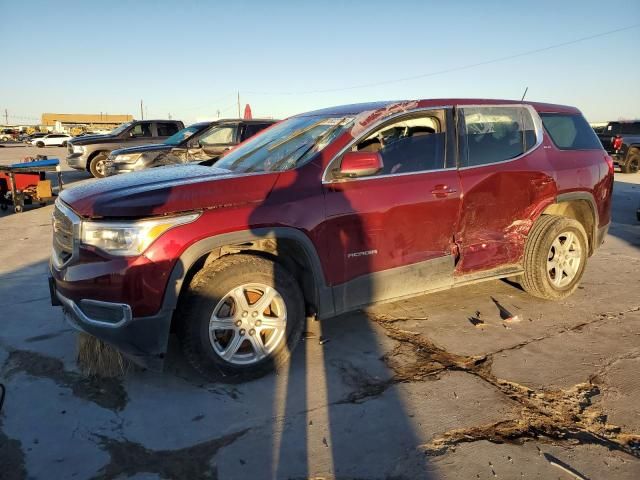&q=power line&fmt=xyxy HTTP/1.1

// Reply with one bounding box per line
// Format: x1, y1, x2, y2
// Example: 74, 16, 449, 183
246, 23, 640, 96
